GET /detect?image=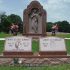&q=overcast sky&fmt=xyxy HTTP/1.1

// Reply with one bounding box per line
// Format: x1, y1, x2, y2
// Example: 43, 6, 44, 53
0, 0, 70, 23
